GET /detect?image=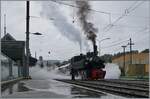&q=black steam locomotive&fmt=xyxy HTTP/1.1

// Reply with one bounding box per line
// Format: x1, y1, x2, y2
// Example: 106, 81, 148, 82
70, 44, 106, 80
